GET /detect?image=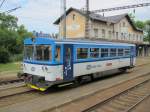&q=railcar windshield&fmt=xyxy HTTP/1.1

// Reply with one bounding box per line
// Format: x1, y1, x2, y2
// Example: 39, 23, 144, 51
24, 46, 33, 60
24, 45, 52, 61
